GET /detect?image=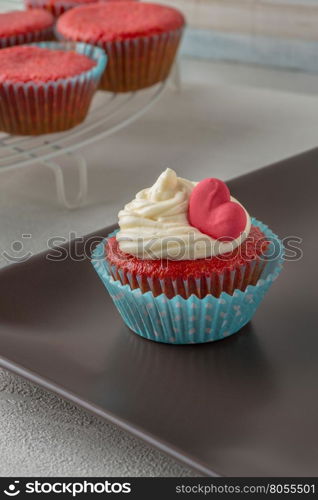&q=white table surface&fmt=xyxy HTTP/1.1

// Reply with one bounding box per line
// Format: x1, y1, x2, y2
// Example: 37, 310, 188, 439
1, 57, 318, 476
